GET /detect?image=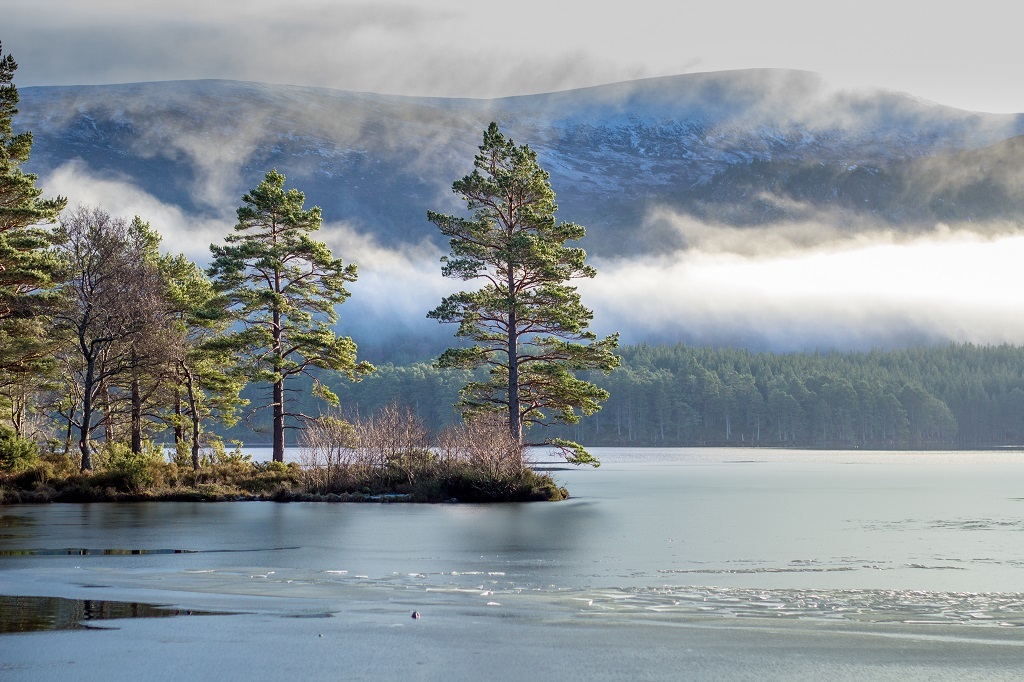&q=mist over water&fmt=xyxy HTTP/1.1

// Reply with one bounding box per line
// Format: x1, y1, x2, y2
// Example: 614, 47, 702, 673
585, 221, 1024, 350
